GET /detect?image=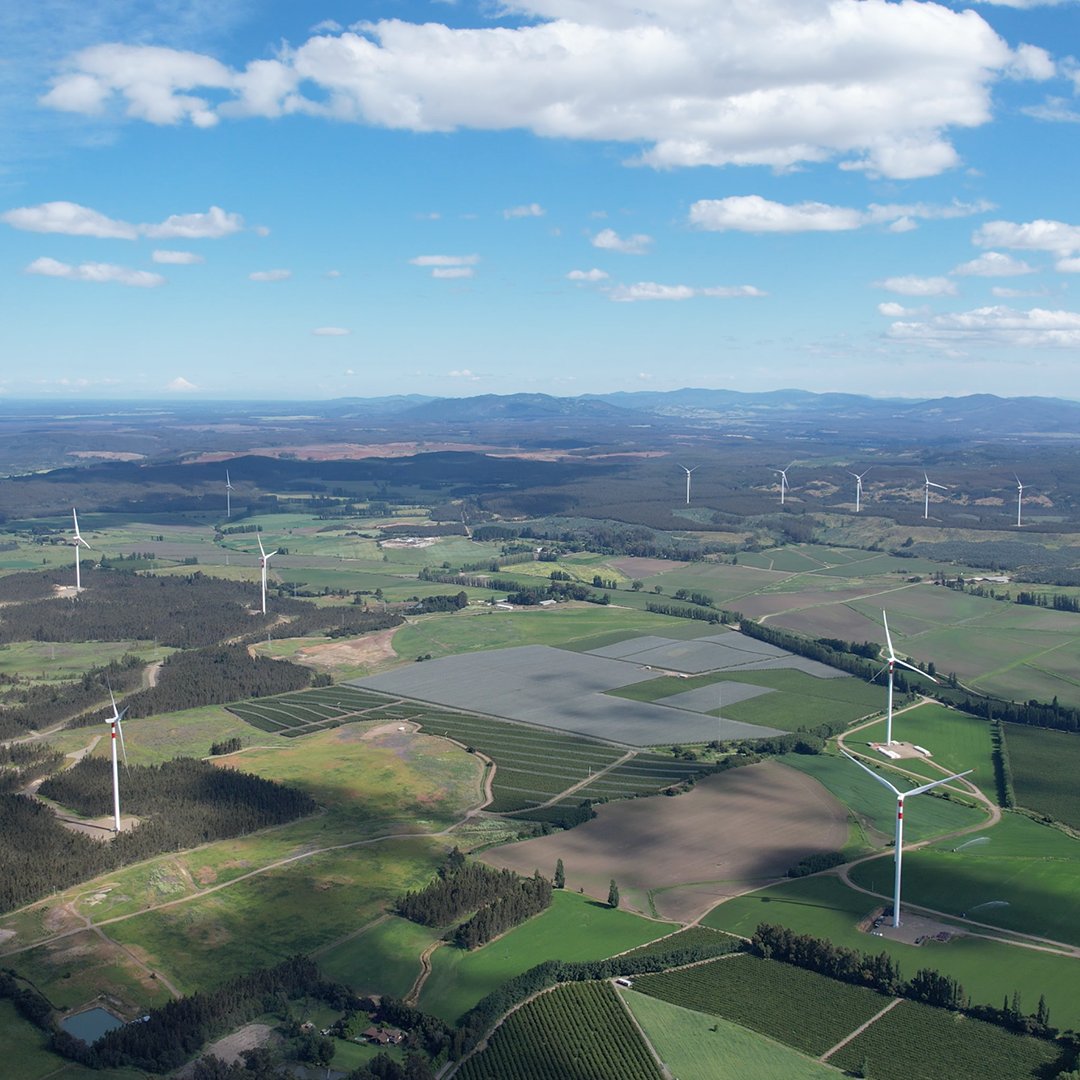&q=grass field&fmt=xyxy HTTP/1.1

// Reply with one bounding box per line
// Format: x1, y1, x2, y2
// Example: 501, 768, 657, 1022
418, 890, 675, 1023
315, 915, 442, 998
621, 990, 841, 1080
456, 981, 662, 1080
0, 640, 170, 687
702, 875, 1080, 1028
1005, 723, 1080, 829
